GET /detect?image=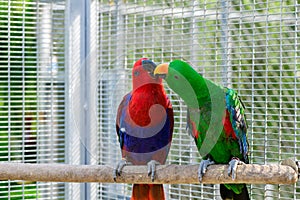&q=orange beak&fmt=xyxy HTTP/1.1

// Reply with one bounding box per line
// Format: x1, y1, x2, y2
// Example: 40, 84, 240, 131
154, 63, 169, 78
